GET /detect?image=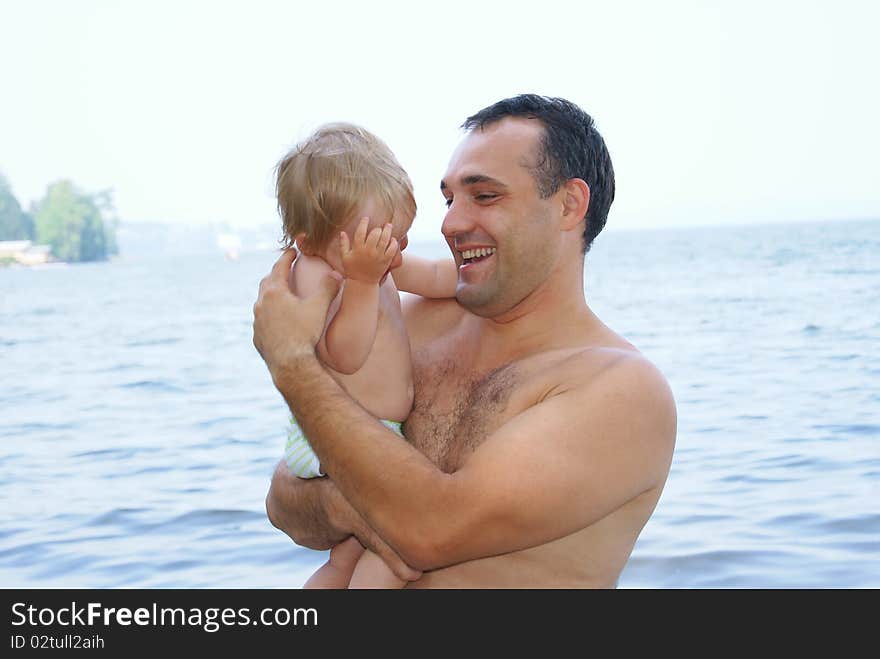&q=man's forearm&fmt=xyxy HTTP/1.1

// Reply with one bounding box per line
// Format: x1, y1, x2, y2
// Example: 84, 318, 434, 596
275, 355, 450, 567
266, 461, 349, 550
